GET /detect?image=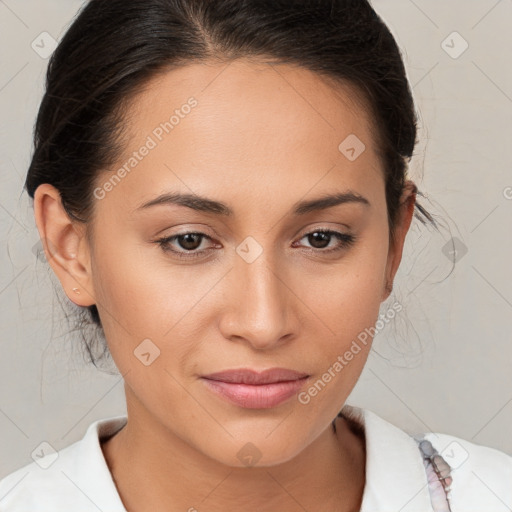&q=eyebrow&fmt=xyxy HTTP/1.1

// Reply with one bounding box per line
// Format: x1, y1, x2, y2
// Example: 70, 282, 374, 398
134, 190, 370, 216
